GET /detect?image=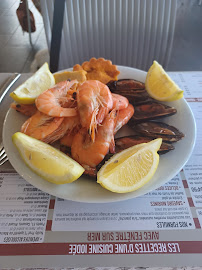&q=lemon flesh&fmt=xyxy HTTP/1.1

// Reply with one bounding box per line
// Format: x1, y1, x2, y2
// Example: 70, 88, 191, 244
97, 138, 162, 193
10, 63, 55, 104
145, 61, 184, 101
54, 70, 87, 84
12, 132, 84, 184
